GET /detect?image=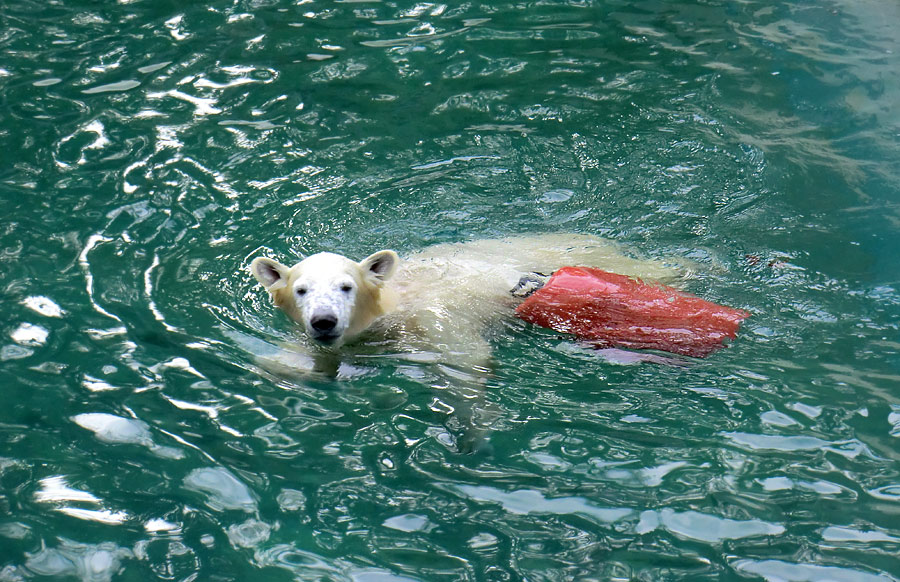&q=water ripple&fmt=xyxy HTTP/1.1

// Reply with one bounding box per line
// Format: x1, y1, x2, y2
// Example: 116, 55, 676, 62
23, 539, 132, 582
2, 0, 900, 580
733, 559, 898, 582
183, 467, 257, 513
